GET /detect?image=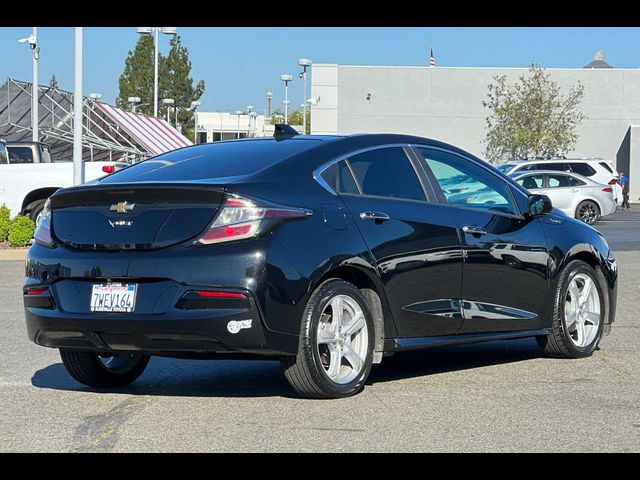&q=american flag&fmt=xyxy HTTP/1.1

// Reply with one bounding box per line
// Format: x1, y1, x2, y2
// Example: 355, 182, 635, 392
429, 46, 436, 67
